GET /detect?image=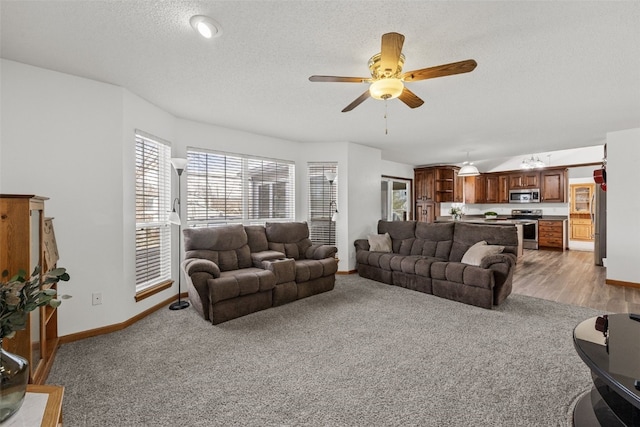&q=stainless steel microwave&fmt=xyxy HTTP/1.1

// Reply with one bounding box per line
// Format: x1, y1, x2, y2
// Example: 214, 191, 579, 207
509, 188, 540, 203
